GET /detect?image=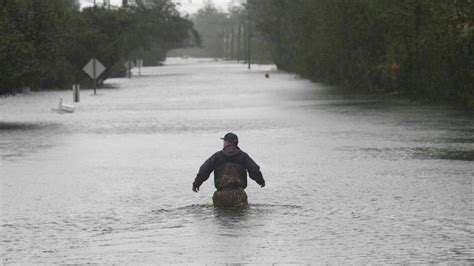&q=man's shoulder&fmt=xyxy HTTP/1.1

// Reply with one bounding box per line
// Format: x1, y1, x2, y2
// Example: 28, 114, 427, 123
211, 150, 224, 158
238, 149, 250, 158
